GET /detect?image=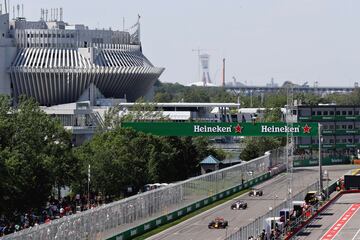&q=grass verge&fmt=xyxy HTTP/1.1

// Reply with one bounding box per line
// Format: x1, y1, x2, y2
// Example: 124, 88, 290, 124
133, 188, 250, 240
